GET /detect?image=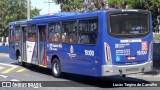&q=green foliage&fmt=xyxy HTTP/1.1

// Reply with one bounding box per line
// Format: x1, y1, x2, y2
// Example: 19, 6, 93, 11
53, 0, 83, 12
54, 0, 107, 12
153, 34, 160, 40
108, 0, 127, 9
0, 0, 40, 37
127, 0, 147, 9
30, 7, 41, 18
